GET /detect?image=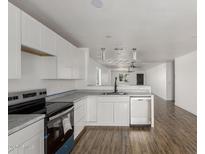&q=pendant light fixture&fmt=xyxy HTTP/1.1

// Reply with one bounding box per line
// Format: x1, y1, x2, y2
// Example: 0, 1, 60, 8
132, 48, 137, 61
101, 48, 106, 61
